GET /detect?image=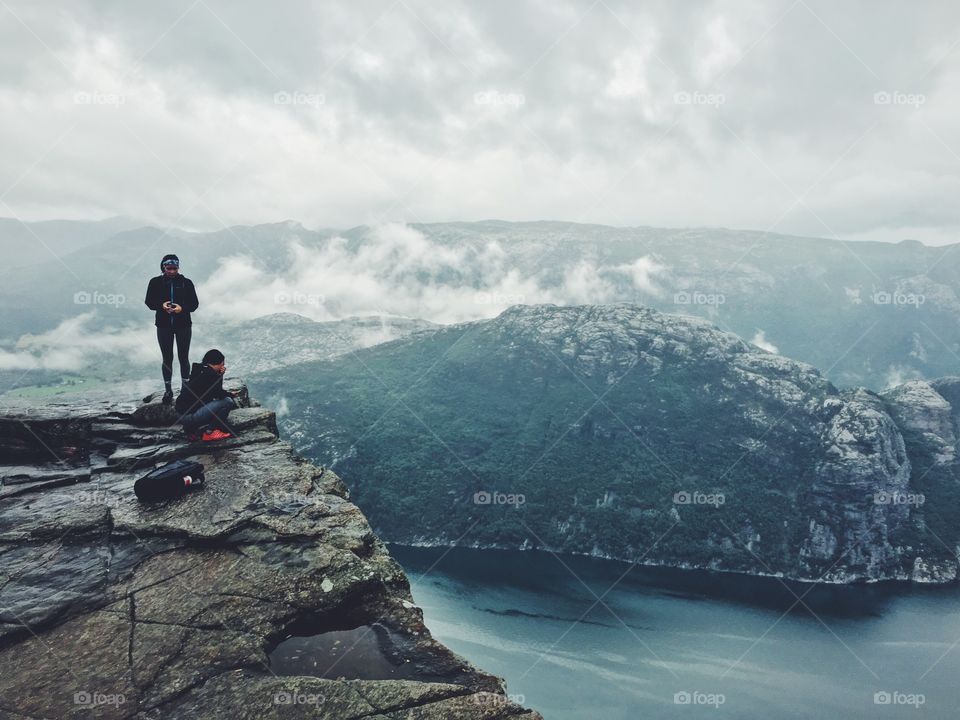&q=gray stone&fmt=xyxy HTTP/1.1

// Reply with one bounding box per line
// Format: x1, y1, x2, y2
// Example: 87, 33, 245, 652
0, 384, 540, 719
